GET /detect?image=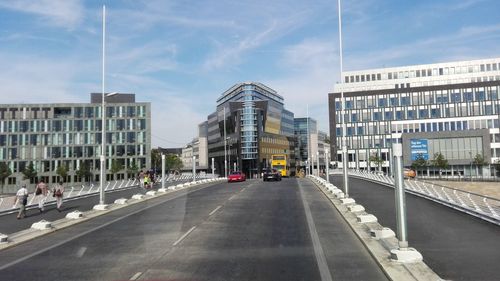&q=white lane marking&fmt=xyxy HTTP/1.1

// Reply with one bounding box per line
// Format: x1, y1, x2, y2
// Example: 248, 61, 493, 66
130, 272, 142, 280
172, 226, 196, 246
75, 246, 87, 258
0, 185, 211, 271
209, 205, 222, 216
298, 181, 333, 281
